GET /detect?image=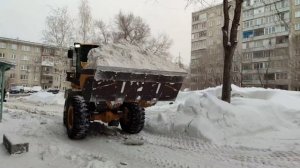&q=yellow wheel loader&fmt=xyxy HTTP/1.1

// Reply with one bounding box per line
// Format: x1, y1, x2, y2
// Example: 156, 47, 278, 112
64, 43, 186, 139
